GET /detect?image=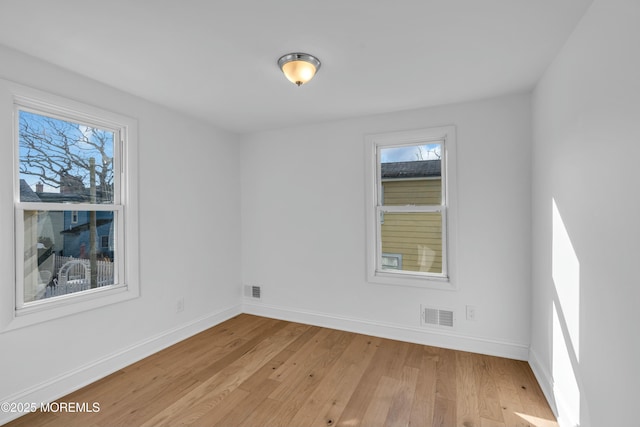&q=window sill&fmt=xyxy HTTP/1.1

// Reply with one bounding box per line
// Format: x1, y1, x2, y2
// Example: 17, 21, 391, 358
3, 285, 139, 332
368, 270, 457, 291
